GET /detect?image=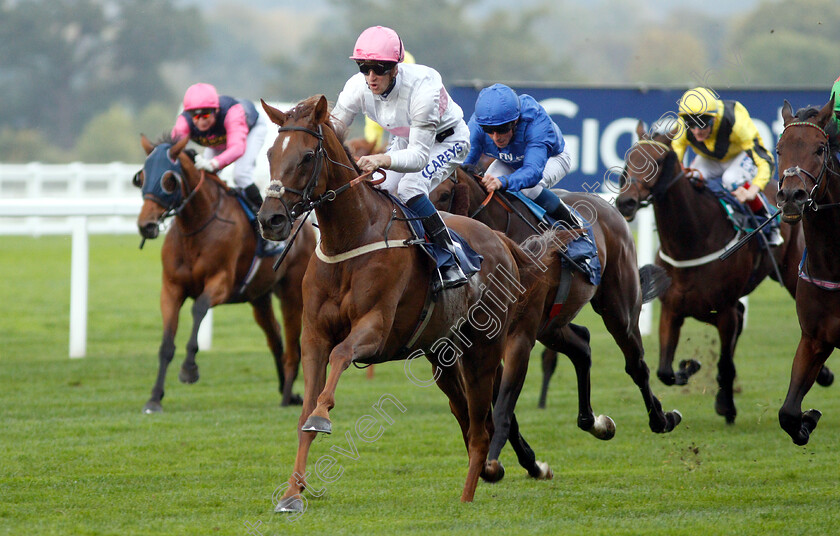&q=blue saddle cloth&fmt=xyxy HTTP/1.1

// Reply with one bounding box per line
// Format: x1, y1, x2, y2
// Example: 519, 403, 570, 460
236, 194, 287, 257
392, 195, 483, 278
507, 190, 602, 286
702, 180, 780, 241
